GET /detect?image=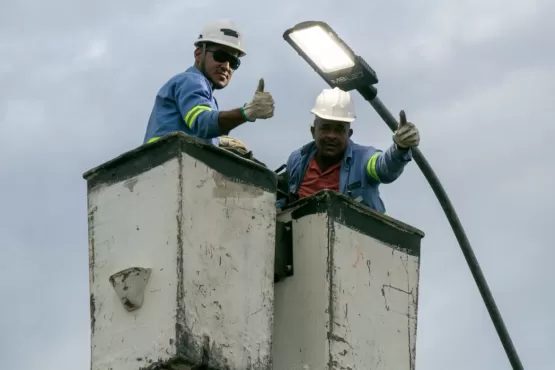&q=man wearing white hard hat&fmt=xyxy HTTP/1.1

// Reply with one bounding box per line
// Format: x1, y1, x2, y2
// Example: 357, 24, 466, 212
143, 19, 274, 152
276, 87, 420, 214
